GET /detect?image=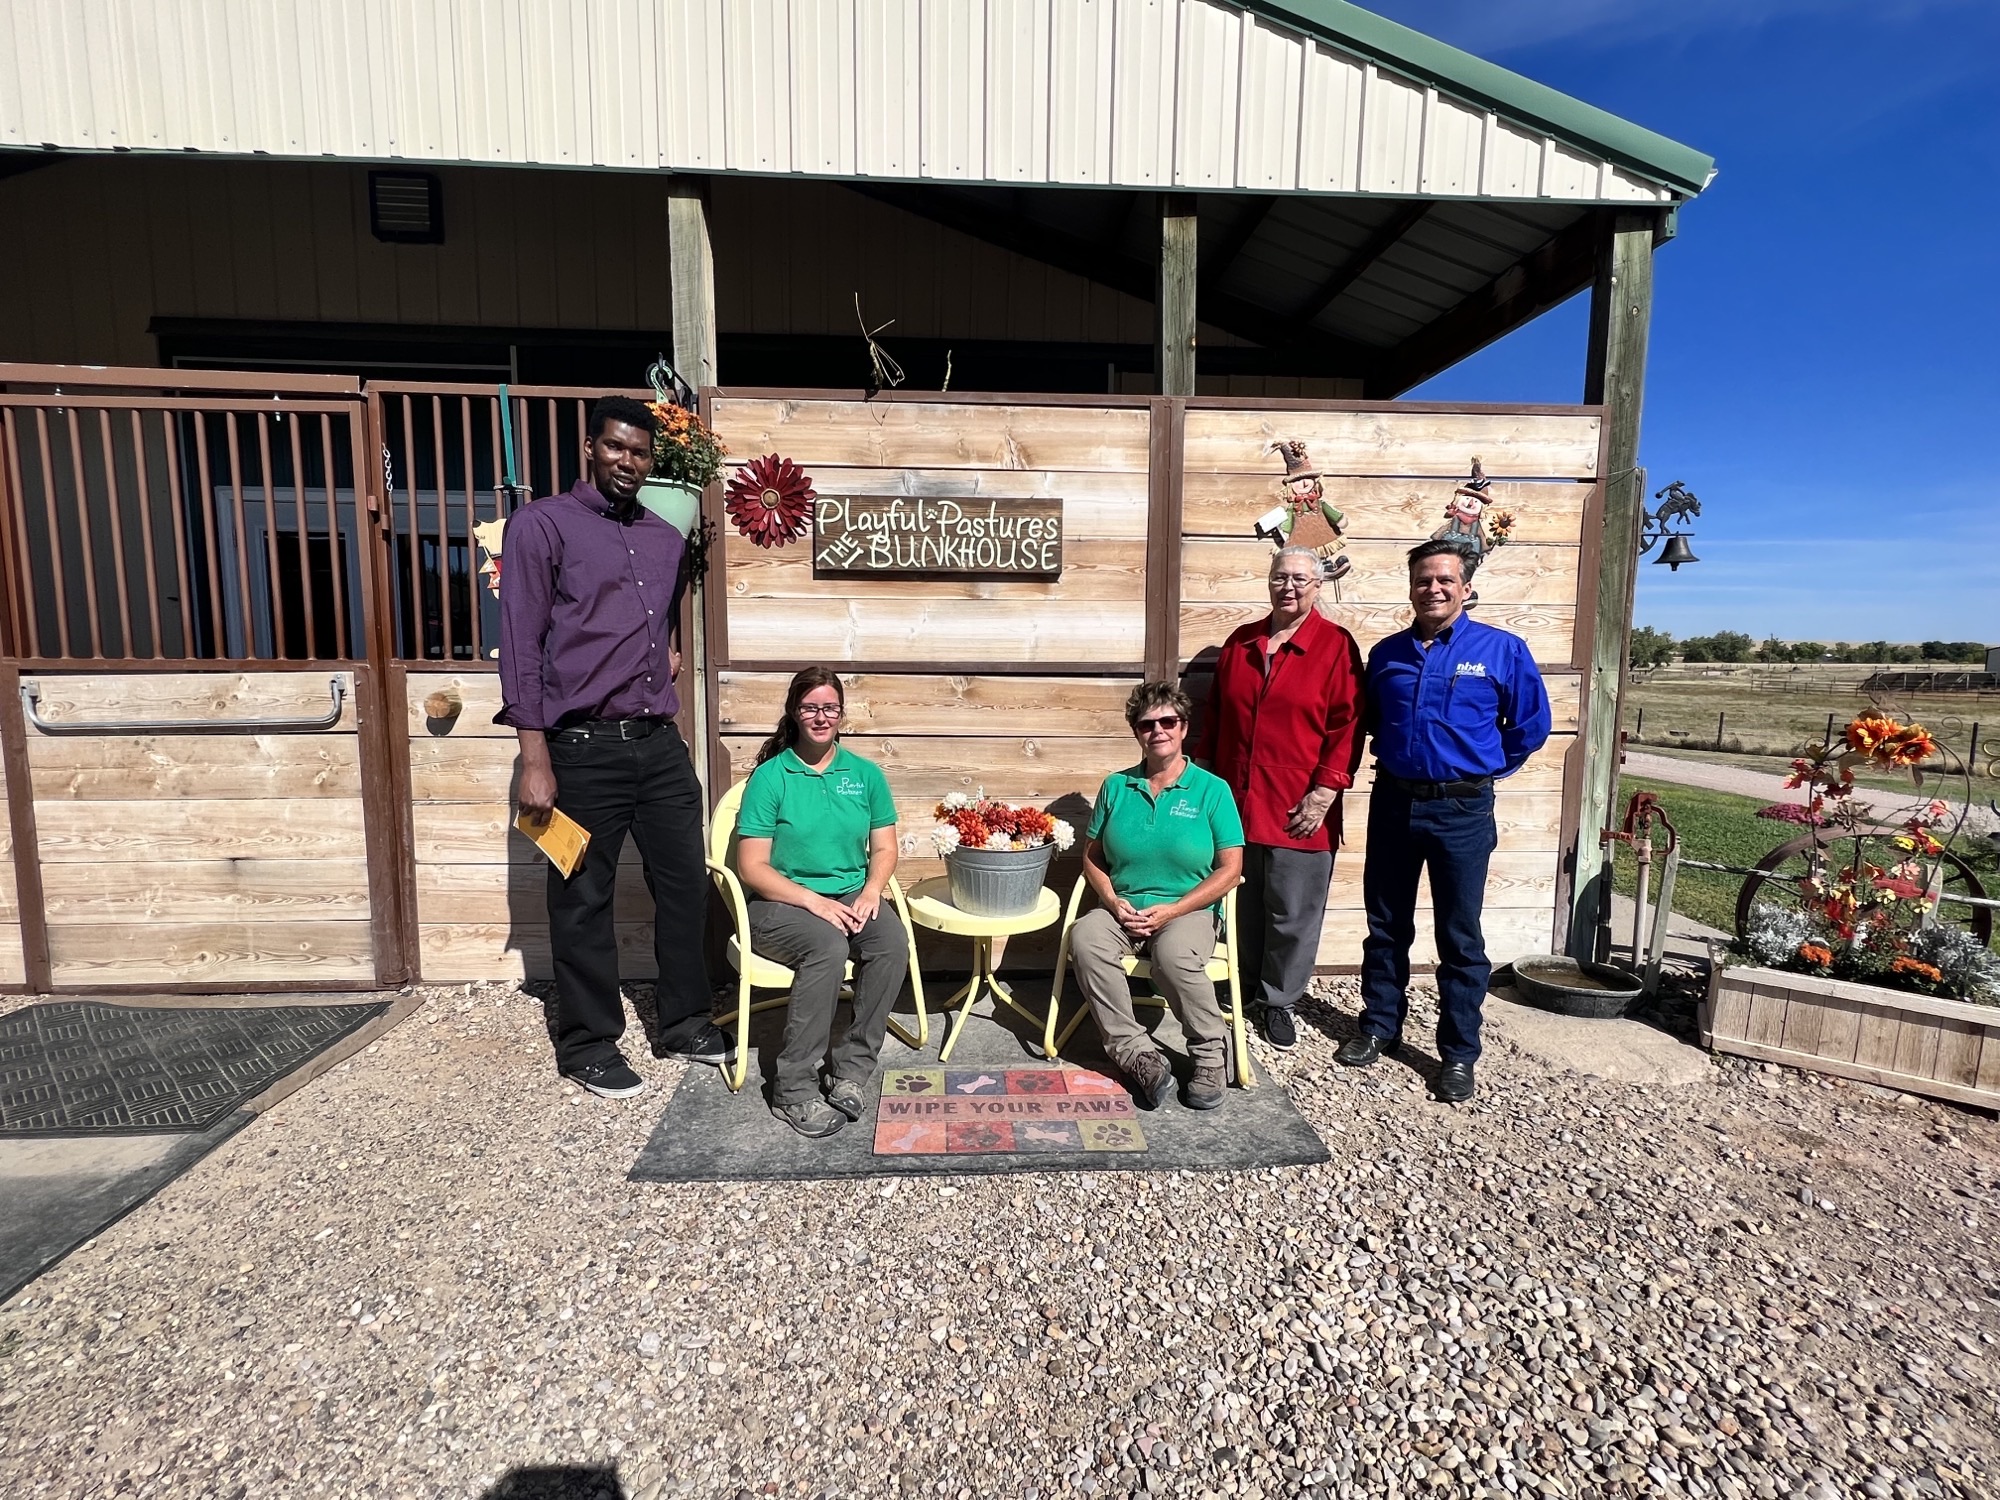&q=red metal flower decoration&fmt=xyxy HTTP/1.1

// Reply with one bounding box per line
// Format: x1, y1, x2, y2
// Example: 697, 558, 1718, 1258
723, 453, 816, 548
